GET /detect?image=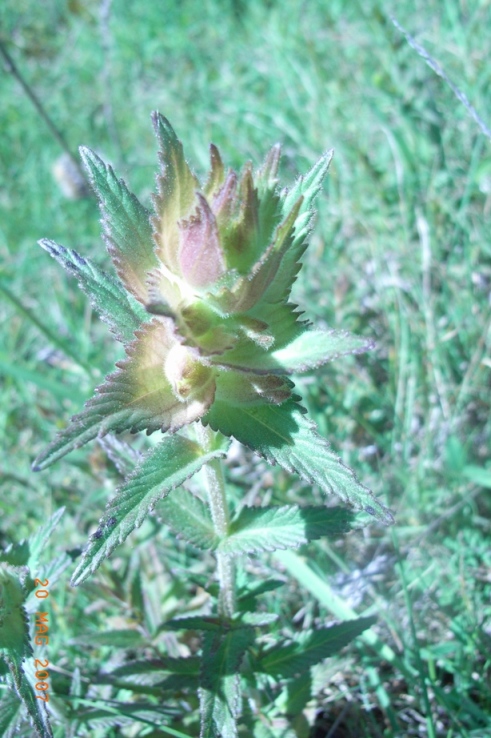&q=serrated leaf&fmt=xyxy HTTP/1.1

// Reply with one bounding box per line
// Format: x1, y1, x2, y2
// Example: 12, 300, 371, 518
203, 400, 393, 524
200, 628, 254, 738
152, 113, 199, 277
215, 327, 374, 375
213, 196, 303, 315
218, 505, 370, 556
263, 150, 333, 304
203, 144, 225, 199
32, 320, 215, 471
39, 241, 147, 343
156, 488, 218, 551
71, 432, 229, 585
257, 616, 376, 679
179, 193, 225, 288
80, 146, 157, 304
0, 567, 53, 738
